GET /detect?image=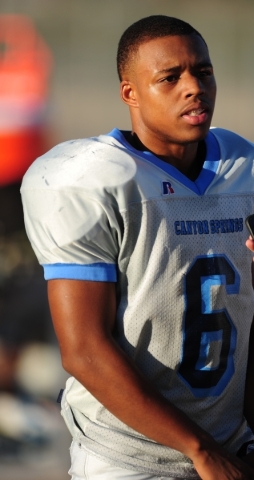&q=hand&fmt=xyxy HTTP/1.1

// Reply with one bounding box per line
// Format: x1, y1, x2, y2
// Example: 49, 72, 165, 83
246, 236, 254, 252
192, 444, 254, 480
